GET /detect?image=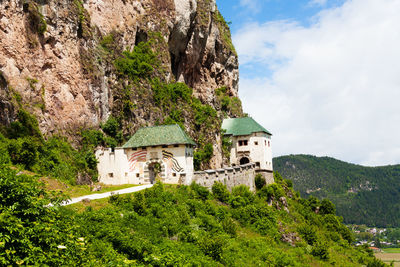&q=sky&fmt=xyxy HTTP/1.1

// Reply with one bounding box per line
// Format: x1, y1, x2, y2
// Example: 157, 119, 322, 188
215, 0, 400, 167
